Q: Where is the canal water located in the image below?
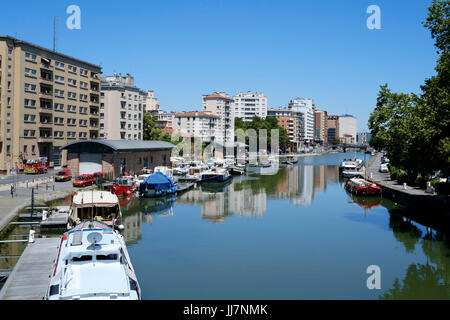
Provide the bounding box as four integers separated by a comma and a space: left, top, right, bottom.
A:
1, 152, 449, 299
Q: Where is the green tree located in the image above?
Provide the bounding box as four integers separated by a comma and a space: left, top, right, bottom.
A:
368, 0, 450, 180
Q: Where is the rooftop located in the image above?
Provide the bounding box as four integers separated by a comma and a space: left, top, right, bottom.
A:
175, 111, 220, 118
61, 140, 175, 153
203, 92, 234, 101
0, 35, 101, 70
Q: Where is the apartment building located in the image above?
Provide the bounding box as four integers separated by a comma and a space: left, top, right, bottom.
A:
314, 109, 328, 145
0, 36, 102, 173
268, 107, 304, 152
338, 114, 357, 144
174, 111, 219, 142
145, 90, 159, 112
233, 91, 267, 121
288, 98, 315, 145
327, 115, 340, 143
202, 92, 234, 143
357, 131, 371, 145
100, 73, 145, 141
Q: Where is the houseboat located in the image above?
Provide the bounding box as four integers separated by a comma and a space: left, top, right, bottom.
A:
68, 191, 124, 230
46, 221, 141, 300
200, 167, 232, 183
344, 178, 382, 196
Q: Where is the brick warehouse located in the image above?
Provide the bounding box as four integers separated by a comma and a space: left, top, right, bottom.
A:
60, 140, 174, 178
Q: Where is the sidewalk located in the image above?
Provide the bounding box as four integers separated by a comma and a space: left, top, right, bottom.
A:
0, 181, 77, 233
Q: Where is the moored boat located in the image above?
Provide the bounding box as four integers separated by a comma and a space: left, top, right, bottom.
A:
344, 178, 381, 196
68, 190, 124, 230
139, 172, 179, 198
46, 221, 141, 300
106, 176, 136, 196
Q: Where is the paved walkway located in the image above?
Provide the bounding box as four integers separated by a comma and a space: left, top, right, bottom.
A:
367, 153, 441, 196
0, 181, 78, 233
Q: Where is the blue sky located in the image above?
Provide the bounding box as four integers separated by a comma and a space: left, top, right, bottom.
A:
0, 0, 438, 131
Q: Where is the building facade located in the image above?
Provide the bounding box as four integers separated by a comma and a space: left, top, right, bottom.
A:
145, 90, 159, 112
314, 109, 328, 145
327, 115, 340, 143
338, 114, 357, 144
288, 98, 315, 145
100, 73, 146, 141
268, 107, 304, 152
174, 111, 219, 142
61, 140, 174, 178
357, 131, 372, 145
202, 92, 234, 143
233, 91, 267, 121
0, 36, 102, 173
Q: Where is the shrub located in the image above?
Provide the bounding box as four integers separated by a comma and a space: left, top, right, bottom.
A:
434, 182, 450, 195
414, 176, 427, 189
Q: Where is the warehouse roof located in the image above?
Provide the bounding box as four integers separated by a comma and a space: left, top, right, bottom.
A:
61, 140, 175, 153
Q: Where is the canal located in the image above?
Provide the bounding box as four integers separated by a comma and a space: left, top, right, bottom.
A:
1, 152, 449, 299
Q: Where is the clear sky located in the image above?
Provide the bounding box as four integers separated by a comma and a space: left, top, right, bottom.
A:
0, 0, 438, 131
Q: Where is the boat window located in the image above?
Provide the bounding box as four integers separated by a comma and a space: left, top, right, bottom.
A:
49, 284, 59, 296
129, 278, 138, 291
96, 254, 118, 261
71, 255, 93, 262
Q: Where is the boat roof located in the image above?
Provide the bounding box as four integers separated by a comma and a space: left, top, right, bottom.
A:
59, 224, 130, 298
72, 191, 119, 208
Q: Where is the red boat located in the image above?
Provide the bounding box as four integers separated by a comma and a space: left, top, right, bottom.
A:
107, 176, 136, 196
344, 178, 381, 196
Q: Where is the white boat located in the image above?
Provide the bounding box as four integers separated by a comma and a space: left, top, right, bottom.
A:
200, 167, 232, 183
154, 166, 172, 177
135, 174, 151, 187
68, 191, 124, 230
46, 221, 141, 300
339, 158, 363, 173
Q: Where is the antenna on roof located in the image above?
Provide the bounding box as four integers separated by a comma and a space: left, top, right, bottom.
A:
53, 16, 57, 52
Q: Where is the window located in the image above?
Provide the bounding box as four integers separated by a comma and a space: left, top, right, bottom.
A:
68, 65, 77, 73
25, 52, 37, 62
8, 48, 12, 59
55, 61, 65, 70
55, 75, 65, 84
25, 68, 37, 78
32, 145, 36, 154
24, 99, 36, 108
71, 255, 92, 262
96, 254, 118, 261
68, 78, 77, 86
25, 83, 36, 93
24, 145, 28, 154
68, 92, 77, 100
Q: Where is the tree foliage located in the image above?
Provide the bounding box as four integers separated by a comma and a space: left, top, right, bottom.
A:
368, 0, 450, 179
234, 116, 291, 151
143, 112, 180, 144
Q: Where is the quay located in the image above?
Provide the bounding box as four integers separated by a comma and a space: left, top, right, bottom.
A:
0, 237, 60, 300
367, 153, 450, 232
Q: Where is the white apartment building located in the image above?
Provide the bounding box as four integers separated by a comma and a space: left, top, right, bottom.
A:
145, 90, 159, 112
202, 92, 234, 143
174, 111, 219, 142
233, 91, 267, 121
100, 73, 146, 140
288, 98, 315, 145
339, 114, 357, 144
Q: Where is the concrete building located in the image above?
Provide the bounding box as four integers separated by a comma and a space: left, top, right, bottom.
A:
268, 107, 304, 152
174, 111, 219, 142
233, 91, 267, 121
202, 92, 234, 143
357, 131, 372, 145
145, 90, 159, 112
100, 73, 146, 141
339, 114, 357, 144
314, 109, 328, 145
0, 36, 102, 173
288, 98, 315, 145
60, 140, 174, 178
327, 115, 340, 143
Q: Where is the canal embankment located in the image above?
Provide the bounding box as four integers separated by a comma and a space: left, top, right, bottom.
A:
367, 153, 450, 232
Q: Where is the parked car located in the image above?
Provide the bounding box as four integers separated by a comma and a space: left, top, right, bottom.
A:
379, 163, 389, 173
73, 174, 95, 187
381, 156, 390, 164
55, 170, 72, 182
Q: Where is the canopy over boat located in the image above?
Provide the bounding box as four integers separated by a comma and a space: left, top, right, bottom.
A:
72, 191, 119, 208
141, 172, 176, 190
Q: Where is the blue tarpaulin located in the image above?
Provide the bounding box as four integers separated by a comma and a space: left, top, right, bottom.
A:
140, 172, 175, 190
